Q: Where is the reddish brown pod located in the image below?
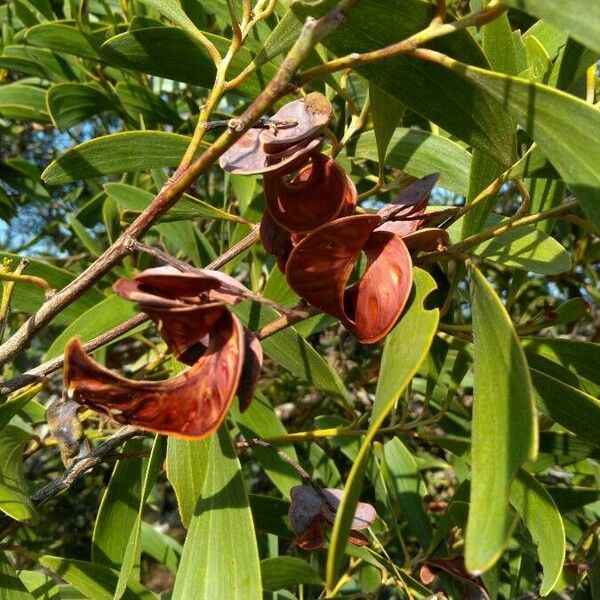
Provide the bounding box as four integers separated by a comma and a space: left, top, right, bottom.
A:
264, 153, 356, 234
63, 268, 263, 438
218, 92, 331, 176
285, 174, 448, 344
288, 485, 377, 550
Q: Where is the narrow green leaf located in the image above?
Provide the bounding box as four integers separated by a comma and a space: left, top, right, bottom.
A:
45, 295, 139, 360
369, 84, 404, 165
293, 0, 515, 163
67, 215, 103, 257
101, 27, 215, 88
42, 131, 205, 185
529, 368, 600, 448
172, 427, 261, 600
92, 439, 144, 568
140, 522, 182, 575
231, 391, 299, 498
0, 83, 48, 114
104, 182, 247, 225
101, 27, 276, 96
25, 22, 104, 59
232, 301, 349, 400
482, 10, 518, 76
0, 387, 40, 432
436, 56, 600, 228
510, 470, 565, 596
114, 436, 166, 600
261, 557, 322, 591
38, 556, 155, 600
371, 269, 440, 424
0, 426, 37, 523
502, 0, 600, 55
354, 128, 471, 195
47, 83, 113, 131
523, 338, 600, 390
18, 570, 61, 600
467, 265, 537, 573
382, 438, 432, 548
136, 0, 210, 51
326, 269, 439, 588
0, 551, 34, 600
165, 437, 209, 529
473, 217, 572, 275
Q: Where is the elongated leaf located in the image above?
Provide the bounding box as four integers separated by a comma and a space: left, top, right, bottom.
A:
293, 0, 515, 163
18, 570, 61, 600
0, 386, 41, 432
115, 436, 166, 600
25, 22, 105, 59
47, 83, 113, 131
2, 44, 83, 81
502, 0, 600, 55
232, 301, 349, 400
371, 269, 439, 424
45, 295, 138, 359
369, 84, 404, 165
231, 391, 299, 498
38, 556, 154, 600
101, 27, 276, 96
114, 81, 181, 127
136, 0, 210, 50
382, 438, 432, 548
104, 183, 246, 225
529, 368, 600, 448
0, 426, 36, 523
523, 338, 600, 390
165, 436, 209, 529
42, 131, 205, 185
327, 269, 439, 588
140, 522, 182, 574
510, 470, 565, 596
466, 265, 537, 574
172, 427, 261, 600
0, 552, 34, 600
261, 557, 322, 591
473, 218, 572, 275
434, 56, 600, 228
0, 83, 47, 113
92, 439, 145, 568
354, 128, 471, 195
101, 27, 215, 87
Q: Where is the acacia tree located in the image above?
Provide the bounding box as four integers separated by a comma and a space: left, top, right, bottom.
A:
0, 0, 599, 597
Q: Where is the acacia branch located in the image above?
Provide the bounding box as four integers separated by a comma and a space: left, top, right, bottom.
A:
0, 425, 144, 541
0, 2, 355, 369
295, 0, 506, 84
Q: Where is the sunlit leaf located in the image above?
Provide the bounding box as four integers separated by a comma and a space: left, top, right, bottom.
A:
466, 265, 537, 573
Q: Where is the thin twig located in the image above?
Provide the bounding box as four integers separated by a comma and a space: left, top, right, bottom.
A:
237, 437, 336, 511
0, 425, 143, 540
296, 1, 505, 84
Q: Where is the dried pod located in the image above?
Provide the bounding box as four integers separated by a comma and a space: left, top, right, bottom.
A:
64, 310, 245, 439
288, 485, 377, 550
285, 214, 413, 344
264, 153, 355, 233
378, 172, 440, 229
259, 209, 294, 271
219, 128, 322, 175
260, 92, 332, 152
113, 266, 248, 363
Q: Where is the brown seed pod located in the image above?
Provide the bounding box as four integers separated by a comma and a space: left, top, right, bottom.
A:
64, 310, 245, 439
260, 92, 332, 152
263, 153, 354, 233
285, 214, 414, 344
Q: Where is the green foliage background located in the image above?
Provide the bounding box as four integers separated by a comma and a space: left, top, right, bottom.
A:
0, 0, 599, 598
